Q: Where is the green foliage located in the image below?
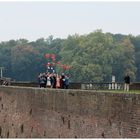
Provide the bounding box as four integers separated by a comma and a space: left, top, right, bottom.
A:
0, 31, 139, 82
130, 35, 140, 81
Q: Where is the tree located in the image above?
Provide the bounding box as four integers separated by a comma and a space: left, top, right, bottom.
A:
11, 45, 40, 81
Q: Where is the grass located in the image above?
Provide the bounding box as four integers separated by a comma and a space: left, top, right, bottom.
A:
96, 90, 140, 94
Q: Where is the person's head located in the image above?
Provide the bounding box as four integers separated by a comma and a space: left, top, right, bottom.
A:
61, 73, 65, 76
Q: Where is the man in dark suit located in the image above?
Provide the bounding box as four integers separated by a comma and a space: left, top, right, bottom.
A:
124, 74, 130, 91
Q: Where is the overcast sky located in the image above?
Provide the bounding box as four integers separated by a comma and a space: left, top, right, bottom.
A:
0, 1, 140, 41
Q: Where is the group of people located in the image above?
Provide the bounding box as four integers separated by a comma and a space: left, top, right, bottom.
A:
38, 71, 131, 91
38, 72, 70, 89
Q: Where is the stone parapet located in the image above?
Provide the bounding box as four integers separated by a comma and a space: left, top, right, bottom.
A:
0, 86, 140, 138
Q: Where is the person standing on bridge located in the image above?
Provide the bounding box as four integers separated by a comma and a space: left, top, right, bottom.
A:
56, 74, 60, 88
61, 73, 66, 89
124, 74, 130, 91
38, 73, 47, 88
65, 75, 70, 89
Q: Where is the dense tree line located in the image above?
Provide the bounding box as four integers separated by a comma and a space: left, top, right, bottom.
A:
0, 30, 140, 83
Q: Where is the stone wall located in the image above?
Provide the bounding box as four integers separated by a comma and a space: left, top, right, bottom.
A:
0, 86, 140, 138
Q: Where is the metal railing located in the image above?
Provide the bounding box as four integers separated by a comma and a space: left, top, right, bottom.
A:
2, 80, 140, 90
0, 77, 11, 86
81, 82, 124, 90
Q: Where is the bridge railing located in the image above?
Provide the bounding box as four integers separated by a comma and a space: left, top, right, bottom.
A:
80, 82, 124, 90
0, 77, 11, 86
5, 81, 140, 90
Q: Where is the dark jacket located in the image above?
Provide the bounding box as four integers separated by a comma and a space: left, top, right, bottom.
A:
124, 75, 130, 84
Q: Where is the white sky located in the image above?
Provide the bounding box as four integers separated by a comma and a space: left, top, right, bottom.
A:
0, 1, 140, 41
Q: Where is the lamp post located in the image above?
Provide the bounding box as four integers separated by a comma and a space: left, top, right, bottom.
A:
0, 67, 4, 78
